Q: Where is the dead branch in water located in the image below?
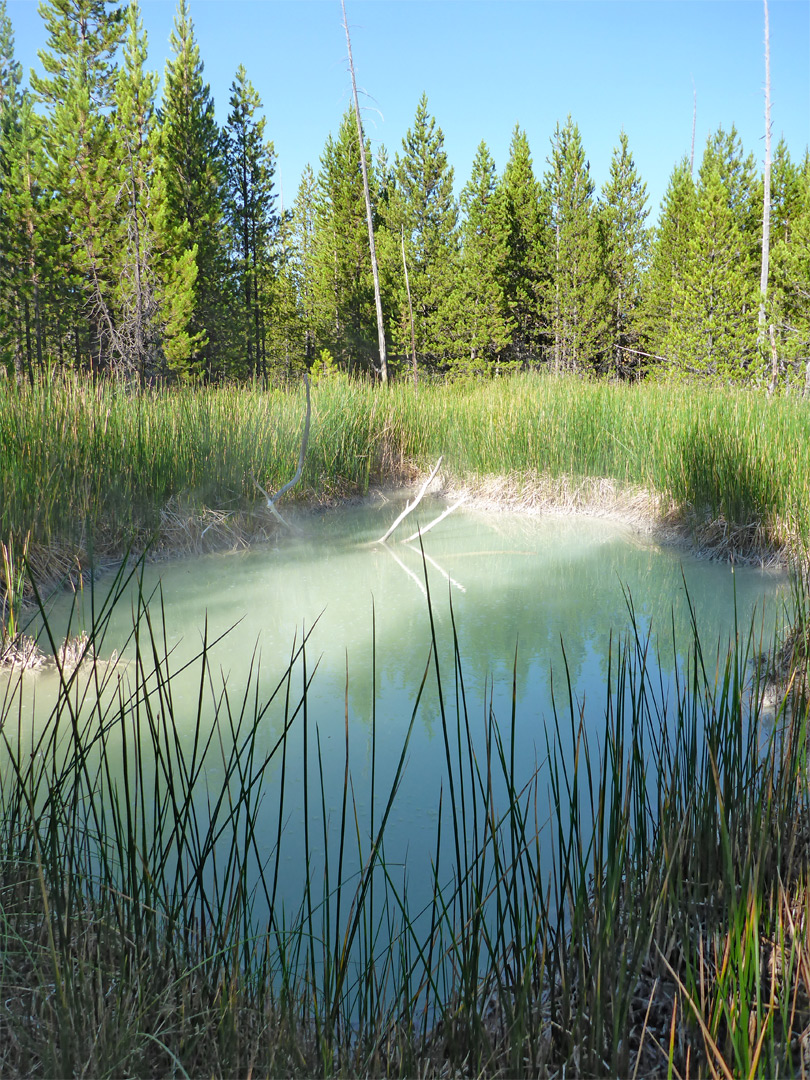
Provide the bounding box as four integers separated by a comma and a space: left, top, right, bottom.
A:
253, 374, 311, 532
375, 456, 442, 544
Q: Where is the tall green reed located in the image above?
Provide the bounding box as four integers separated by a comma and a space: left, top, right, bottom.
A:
4, 373, 810, 571
2, 404, 810, 1074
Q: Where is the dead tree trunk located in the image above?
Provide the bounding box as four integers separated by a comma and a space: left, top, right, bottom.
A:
401, 228, 417, 390
760, 0, 778, 391
341, 0, 388, 384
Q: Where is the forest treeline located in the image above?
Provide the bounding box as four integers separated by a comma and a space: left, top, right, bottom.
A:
1, 0, 809, 387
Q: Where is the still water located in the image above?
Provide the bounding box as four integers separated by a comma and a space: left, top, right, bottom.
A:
3, 498, 790, 933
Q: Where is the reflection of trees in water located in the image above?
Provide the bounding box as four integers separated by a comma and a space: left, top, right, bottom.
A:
323, 508, 787, 741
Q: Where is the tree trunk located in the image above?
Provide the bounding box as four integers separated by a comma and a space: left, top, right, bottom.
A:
760, 0, 776, 390
401, 228, 417, 389
341, 0, 388, 383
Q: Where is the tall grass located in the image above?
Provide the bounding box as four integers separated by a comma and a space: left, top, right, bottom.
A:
1, 551, 809, 1076
3, 373, 810, 570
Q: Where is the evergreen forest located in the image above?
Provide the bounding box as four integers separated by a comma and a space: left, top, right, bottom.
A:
1, 0, 809, 388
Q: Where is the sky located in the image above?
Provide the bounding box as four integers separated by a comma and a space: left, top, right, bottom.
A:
6, 0, 810, 222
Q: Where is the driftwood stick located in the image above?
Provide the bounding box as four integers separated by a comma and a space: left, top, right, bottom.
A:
252, 472, 296, 531
273, 373, 311, 503
375, 456, 443, 544
402, 495, 466, 544
252, 374, 311, 532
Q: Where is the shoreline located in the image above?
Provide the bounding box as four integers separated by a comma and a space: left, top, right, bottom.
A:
435, 471, 793, 568
1, 464, 796, 670
14, 463, 800, 596
145, 467, 796, 569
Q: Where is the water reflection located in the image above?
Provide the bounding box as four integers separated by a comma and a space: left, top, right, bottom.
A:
3, 499, 789, 930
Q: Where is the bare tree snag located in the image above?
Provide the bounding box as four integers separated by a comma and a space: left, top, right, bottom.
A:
760, 0, 777, 391
253, 374, 311, 531
401, 227, 418, 390
341, 0, 388, 384
375, 457, 443, 543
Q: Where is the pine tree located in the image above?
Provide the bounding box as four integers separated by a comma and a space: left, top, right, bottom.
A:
770, 139, 802, 249
0, 0, 20, 114
669, 162, 758, 378
290, 164, 318, 366
264, 204, 304, 378
770, 151, 810, 384
311, 111, 377, 372
490, 126, 545, 365
700, 125, 761, 249
390, 93, 458, 371
543, 116, 607, 373
224, 65, 279, 380
598, 130, 650, 377
0, 0, 30, 376
31, 0, 125, 372
640, 158, 696, 368
452, 140, 512, 374
159, 0, 227, 380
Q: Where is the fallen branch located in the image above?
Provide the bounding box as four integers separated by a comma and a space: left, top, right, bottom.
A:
252, 374, 311, 532
402, 494, 466, 543
375, 456, 443, 544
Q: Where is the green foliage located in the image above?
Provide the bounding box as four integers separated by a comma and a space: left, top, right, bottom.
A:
159, 0, 227, 380
598, 130, 650, 376
224, 64, 279, 380
30, 0, 126, 372
309, 346, 344, 382
388, 93, 459, 372
770, 149, 810, 382
450, 140, 513, 375
669, 159, 758, 379
0, 4, 808, 385
641, 157, 696, 367
543, 116, 609, 373
311, 111, 378, 373
490, 126, 546, 364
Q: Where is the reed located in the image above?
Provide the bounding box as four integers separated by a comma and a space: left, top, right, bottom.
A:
0, 550, 809, 1077
3, 373, 810, 577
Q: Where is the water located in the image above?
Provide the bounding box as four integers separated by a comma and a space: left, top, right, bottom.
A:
1, 498, 789, 964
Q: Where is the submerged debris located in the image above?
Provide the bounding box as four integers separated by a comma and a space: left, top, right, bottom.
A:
0, 633, 46, 671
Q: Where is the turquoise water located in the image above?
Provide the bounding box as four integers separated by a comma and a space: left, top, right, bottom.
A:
2, 498, 789, 947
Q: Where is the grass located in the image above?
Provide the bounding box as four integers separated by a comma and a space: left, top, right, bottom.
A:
2, 372, 810, 585
3, 370, 810, 1075
0, 550, 809, 1076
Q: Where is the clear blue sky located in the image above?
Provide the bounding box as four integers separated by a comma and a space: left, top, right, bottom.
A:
7, 0, 810, 221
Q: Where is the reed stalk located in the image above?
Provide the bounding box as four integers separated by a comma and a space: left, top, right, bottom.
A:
0, 545, 809, 1076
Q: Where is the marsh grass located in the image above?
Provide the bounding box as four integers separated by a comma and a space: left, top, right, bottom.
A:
2, 373, 810, 583
1, 551, 809, 1077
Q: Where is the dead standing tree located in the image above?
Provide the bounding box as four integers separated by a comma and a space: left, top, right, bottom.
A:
341, 0, 388, 384
760, 0, 780, 392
